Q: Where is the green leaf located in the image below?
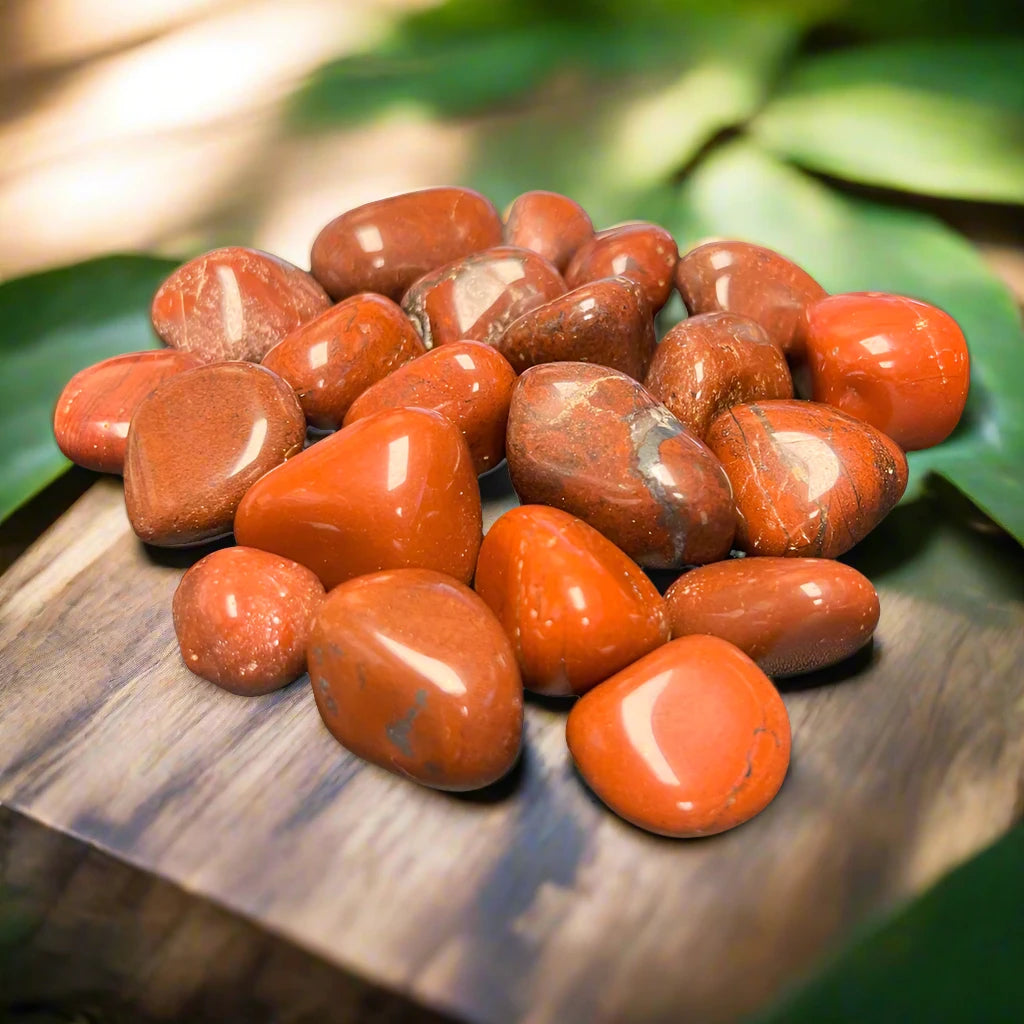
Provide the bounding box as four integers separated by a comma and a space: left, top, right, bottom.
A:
0, 255, 178, 523
751, 39, 1024, 203
669, 141, 1024, 543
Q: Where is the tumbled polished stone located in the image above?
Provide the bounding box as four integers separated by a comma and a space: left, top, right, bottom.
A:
401, 246, 565, 349
705, 400, 908, 558
235, 407, 482, 589
124, 362, 305, 547
151, 247, 331, 363
803, 291, 971, 451
310, 187, 502, 301
567, 635, 791, 837
502, 190, 594, 272
53, 348, 202, 474
343, 340, 515, 475
262, 294, 425, 429
506, 363, 735, 568
665, 557, 879, 677
643, 312, 793, 439
675, 240, 826, 357
497, 276, 656, 379
173, 546, 325, 695
566, 222, 678, 313
309, 568, 523, 791
475, 505, 669, 696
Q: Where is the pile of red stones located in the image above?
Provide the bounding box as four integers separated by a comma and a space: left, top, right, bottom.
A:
52, 187, 970, 838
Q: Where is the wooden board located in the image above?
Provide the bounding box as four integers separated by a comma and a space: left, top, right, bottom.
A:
1, 472, 1023, 1023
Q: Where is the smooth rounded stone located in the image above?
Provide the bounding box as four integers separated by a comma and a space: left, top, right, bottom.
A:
705, 400, 908, 558
497, 276, 656, 379
124, 362, 305, 547
262, 294, 425, 429
475, 505, 670, 697
343, 340, 515, 475
308, 568, 523, 791
566, 635, 791, 837
803, 291, 971, 451
151, 247, 331, 363
506, 362, 735, 568
401, 245, 565, 350
53, 349, 202, 474
310, 187, 503, 301
643, 312, 793, 439
665, 557, 879, 677
235, 407, 482, 589
173, 547, 325, 696
565, 222, 678, 313
502, 190, 594, 273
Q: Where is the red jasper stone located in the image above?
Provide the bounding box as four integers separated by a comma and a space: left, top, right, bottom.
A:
675, 240, 826, 357
343, 340, 515, 475
502, 190, 594, 273
53, 349, 202, 474
497, 276, 656, 379
262, 293, 425, 429
644, 312, 793, 439
474, 505, 670, 697
235, 407, 482, 589
566, 222, 678, 313
124, 362, 305, 547
151, 247, 331, 363
803, 291, 970, 451
308, 568, 523, 791
506, 363, 735, 568
173, 547, 325, 695
665, 557, 879, 677
567, 635, 791, 837
705, 400, 908, 558
401, 246, 565, 350
310, 187, 503, 301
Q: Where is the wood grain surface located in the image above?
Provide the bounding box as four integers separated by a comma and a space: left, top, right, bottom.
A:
1, 470, 1023, 1024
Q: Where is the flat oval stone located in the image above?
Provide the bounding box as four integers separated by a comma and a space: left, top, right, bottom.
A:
475, 505, 670, 697
310, 187, 502, 301
506, 362, 735, 568
401, 245, 565, 350
665, 557, 879, 677
497, 276, 656, 379
124, 362, 305, 546
173, 547, 325, 695
151, 247, 331, 363
502, 190, 594, 272
566, 222, 678, 312
643, 312, 793, 439
53, 349, 202, 473
343, 340, 515, 475
705, 400, 908, 558
262, 293, 425, 429
567, 635, 791, 837
804, 291, 971, 451
675, 240, 826, 357
235, 407, 482, 589
308, 568, 523, 791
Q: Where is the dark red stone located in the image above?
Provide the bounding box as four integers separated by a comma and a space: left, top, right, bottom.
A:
502, 190, 594, 273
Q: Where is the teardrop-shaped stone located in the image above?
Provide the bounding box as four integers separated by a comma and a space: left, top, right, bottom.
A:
502, 190, 594, 272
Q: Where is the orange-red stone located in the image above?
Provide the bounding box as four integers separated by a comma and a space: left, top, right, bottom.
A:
475, 506, 670, 697
567, 635, 791, 837
502, 190, 594, 272
309, 568, 523, 791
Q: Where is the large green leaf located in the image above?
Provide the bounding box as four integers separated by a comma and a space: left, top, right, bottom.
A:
0, 255, 178, 523
668, 141, 1024, 542
751, 39, 1024, 203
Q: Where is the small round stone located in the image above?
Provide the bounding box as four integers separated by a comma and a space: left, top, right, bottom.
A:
502, 190, 594, 272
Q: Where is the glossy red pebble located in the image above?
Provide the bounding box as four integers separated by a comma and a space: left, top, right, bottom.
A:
567, 635, 791, 837
53, 349, 202, 473
502, 190, 594, 273
308, 568, 523, 791
474, 505, 670, 697
803, 291, 970, 451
